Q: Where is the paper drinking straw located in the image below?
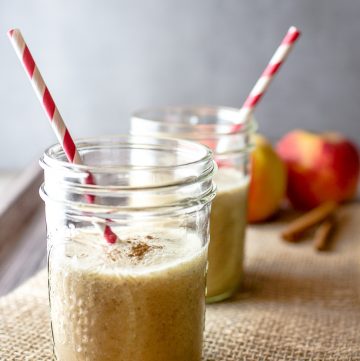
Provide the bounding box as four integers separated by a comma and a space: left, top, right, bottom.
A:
8, 28, 118, 244
234, 26, 301, 131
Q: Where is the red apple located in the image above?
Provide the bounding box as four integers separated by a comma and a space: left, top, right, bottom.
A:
276, 130, 360, 210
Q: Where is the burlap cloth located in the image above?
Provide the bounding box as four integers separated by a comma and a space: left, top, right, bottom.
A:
1, 203, 360, 360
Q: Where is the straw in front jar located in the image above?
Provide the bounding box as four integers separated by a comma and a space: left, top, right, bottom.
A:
8, 28, 118, 244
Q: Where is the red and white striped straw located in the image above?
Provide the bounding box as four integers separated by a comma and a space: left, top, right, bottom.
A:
234, 26, 301, 131
8, 28, 118, 244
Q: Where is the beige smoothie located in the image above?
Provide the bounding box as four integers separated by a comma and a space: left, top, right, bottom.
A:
207, 168, 249, 301
49, 228, 207, 361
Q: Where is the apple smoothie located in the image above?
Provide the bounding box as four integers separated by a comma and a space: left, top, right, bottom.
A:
131, 106, 254, 302
207, 168, 249, 302
49, 228, 207, 361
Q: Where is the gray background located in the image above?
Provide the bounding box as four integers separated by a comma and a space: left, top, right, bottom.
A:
1, 0, 360, 169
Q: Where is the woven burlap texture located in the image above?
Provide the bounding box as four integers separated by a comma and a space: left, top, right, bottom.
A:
1, 204, 360, 361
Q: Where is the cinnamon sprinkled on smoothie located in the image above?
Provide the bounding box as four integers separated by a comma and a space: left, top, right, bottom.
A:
105, 247, 123, 262
104, 236, 163, 262
129, 240, 163, 260
129, 242, 152, 260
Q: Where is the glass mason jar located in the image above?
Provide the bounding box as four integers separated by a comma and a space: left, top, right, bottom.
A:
39, 135, 216, 361
131, 107, 256, 303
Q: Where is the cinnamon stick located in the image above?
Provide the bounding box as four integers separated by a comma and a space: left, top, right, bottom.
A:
281, 201, 337, 242
313, 216, 336, 251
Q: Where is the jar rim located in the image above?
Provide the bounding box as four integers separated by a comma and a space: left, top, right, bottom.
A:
40, 134, 214, 175
39, 134, 217, 204
132, 105, 257, 138
39, 135, 217, 214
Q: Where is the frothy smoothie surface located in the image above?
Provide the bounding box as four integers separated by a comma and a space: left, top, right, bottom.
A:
49, 229, 207, 361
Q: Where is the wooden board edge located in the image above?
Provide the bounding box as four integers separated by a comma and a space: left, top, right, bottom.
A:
0, 162, 43, 245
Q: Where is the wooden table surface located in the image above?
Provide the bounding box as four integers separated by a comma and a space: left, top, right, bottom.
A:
0, 168, 46, 296
0, 172, 16, 190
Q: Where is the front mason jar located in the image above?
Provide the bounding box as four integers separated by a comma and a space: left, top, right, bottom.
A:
39, 135, 216, 361
132, 107, 256, 303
